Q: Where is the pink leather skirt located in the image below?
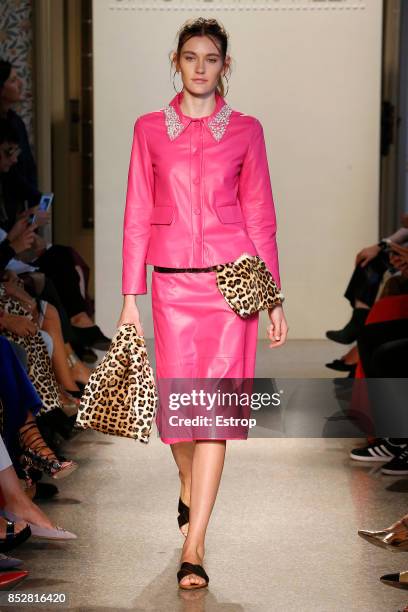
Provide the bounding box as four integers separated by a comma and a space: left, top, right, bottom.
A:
151, 269, 259, 444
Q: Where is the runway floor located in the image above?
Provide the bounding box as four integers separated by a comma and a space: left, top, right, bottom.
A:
6, 340, 408, 612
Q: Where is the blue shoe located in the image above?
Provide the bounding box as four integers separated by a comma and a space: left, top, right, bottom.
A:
0, 553, 23, 570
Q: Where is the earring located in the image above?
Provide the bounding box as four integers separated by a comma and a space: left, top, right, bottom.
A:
172, 71, 183, 94
222, 73, 230, 97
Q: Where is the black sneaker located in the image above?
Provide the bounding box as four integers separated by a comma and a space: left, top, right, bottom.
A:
381, 447, 408, 475
350, 438, 406, 462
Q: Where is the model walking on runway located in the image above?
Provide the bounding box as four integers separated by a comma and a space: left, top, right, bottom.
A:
118, 17, 288, 590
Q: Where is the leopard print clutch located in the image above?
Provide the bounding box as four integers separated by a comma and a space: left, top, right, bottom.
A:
215, 253, 285, 318
76, 324, 158, 443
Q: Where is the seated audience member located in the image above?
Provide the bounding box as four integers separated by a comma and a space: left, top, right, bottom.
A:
0, 60, 40, 213
349, 249, 408, 474
0, 434, 76, 542
326, 218, 408, 374
1, 274, 89, 398
0, 336, 78, 483
0, 66, 110, 351
326, 213, 408, 346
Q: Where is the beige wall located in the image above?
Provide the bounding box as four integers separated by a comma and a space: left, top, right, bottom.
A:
93, 0, 383, 339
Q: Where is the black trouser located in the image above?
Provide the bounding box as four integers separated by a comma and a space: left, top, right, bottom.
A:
360, 335, 408, 437
344, 251, 390, 308
34, 245, 87, 318
357, 318, 408, 376
23, 275, 73, 343
369, 338, 408, 377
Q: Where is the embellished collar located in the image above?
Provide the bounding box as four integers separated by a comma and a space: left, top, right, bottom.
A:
163, 91, 233, 142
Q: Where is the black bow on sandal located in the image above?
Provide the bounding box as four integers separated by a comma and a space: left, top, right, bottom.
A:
177, 561, 209, 590
177, 497, 190, 535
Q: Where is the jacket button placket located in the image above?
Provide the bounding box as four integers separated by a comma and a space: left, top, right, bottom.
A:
190, 120, 203, 266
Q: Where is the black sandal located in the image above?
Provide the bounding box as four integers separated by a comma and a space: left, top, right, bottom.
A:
0, 518, 31, 553
177, 497, 189, 535
177, 562, 209, 590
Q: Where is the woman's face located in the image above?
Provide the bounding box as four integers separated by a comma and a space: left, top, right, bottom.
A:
0, 142, 20, 173
0, 68, 23, 104
175, 35, 229, 97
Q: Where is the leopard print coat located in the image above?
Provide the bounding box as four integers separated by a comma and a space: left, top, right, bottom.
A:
0, 284, 62, 414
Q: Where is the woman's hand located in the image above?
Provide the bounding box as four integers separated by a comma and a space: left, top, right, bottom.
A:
1, 313, 37, 336
389, 242, 408, 257
9, 224, 38, 254
17, 206, 50, 228
389, 243, 408, 278
266, 304, 288, 348
117, 295, 144, 336
32, 210, 51, 227
0, 270, 20, 285
3, 281, 36, 313
355, 244, 381, 267
7, 218, 30, 243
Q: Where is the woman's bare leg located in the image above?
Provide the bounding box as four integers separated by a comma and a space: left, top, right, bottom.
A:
178, 439, 226, 587
341, 345, 359, 364
70, 312, 94, 328
64, 343, 92, 385
0, 464, 55, 530
41, 304, 79, 392
355, 299, 370, 309
171, 441, 194, 536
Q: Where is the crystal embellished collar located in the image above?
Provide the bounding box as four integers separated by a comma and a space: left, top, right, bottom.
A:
163, 94, 233, 142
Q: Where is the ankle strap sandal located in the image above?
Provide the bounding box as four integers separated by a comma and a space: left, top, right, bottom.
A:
177, 497, 190, 534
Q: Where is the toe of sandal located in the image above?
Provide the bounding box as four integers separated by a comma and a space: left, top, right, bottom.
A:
177, 562, 209, 590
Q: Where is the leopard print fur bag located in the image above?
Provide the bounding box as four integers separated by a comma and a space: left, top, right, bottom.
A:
75, 324, 158, 443
215, 253, 285, 318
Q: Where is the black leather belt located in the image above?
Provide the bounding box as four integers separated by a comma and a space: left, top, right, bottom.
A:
154, 265, 218, 273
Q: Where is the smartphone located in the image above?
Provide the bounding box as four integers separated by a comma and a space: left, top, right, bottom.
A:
28, 193, 54, 225
38, 193, 54, 212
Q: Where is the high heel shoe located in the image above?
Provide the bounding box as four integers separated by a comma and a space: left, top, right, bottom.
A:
0, 518, 31, 553
358, 515, 408, 552
0, 570, 29, 590
1, 510, 77, 541
63, 388, 83, 400
380, 570, 408, 590
18, 421, 78, 480
177, 562, 209, 590
178, 497, 189, 536
0, 553, 23, 570
325, 359, 357, 373
326, 308, 369, 344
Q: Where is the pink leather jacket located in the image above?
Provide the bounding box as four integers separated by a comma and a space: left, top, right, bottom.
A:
122, 90, 281, 294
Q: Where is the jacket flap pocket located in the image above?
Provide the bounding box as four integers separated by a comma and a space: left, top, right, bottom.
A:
215, 203, 244, 224
150, 205, 175, 225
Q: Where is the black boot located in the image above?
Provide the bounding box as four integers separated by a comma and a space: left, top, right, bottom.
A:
71, 325, 111, 351
326, 308, 369, 344
37, 408, 74, 442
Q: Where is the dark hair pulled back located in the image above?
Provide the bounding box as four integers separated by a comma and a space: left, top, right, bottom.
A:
171, 17, 231, 97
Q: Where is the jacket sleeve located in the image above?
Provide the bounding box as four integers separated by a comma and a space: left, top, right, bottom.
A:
0, 239, 16, 272
122, 117, 154, 295
238, 118, 281, 289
